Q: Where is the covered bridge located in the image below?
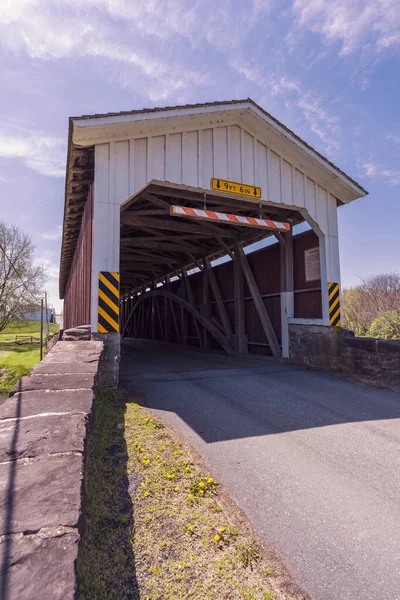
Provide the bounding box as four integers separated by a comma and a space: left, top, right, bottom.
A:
59, 99, 366, 383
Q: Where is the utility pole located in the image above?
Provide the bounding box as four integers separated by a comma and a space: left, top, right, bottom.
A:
40, 298, 44, 361
44, 291, 49, 350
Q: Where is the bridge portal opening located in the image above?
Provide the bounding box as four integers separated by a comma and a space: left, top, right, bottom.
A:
119, 181, 319, 358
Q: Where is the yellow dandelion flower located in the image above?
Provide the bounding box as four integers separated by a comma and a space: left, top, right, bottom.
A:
167, 473, 175, 480
199, 481, 205, 489
174, 486, 179, 492
199, 490, 204, 495
219, 527, 226, 533
187, 493, 193, 499
144, 491, 149, 497
184, 466, 190, 472
156, 455, 161, 460
214, 534, 221, 542
207, 478, 213, 484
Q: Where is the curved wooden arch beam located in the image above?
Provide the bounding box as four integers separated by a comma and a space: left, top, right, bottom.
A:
122, 289, 236, 357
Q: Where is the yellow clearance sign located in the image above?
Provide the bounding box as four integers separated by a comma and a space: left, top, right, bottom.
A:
211, 178, 261, 199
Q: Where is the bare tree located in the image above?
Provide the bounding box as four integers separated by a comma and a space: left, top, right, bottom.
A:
342, 273, 400, 337
0, 221, 47, 332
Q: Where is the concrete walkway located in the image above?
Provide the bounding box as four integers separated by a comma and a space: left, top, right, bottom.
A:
120, 340, 400, 600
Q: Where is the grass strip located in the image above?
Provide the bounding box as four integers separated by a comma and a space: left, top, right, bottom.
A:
78, 388, 307, 600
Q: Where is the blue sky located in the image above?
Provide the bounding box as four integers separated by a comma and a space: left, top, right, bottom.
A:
0, 0, 399, 311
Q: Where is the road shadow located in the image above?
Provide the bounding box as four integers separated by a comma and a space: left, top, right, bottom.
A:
77, 388, 139, 599
120, 339, 400, 444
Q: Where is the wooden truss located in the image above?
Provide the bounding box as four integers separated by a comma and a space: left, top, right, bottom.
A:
120, 182, 298, 358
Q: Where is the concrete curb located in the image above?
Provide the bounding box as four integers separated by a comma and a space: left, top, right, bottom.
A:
0, 339, 103, 599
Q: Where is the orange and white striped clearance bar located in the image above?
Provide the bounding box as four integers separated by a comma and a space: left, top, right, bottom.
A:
170, 205, 291, 232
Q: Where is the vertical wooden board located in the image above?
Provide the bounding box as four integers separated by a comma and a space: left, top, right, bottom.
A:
326, 235, 341, 282
228, 125, 241, 181
294, 168, 305, 207
108, 142, 115, 206
166, 133, 182, 183
241, 130, 255, 184
201, 129, 213, 188
281, 159, 293, 205
256, 141, 268, 194
327, 193, 339, 237
305, 177, 317, 222
213, 126, 228, 179
316, 185, 329, 235
269, 150, 281, 204
182, 131, 198, 186
150, 135, 166, 181
114, 141, 129, 205
133, 138, 148, 193
94, 144, 110, 204
129, 140, 135, 195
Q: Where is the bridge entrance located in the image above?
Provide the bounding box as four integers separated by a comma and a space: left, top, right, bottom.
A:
59, 99, 366, 384
119, 180, 305, 358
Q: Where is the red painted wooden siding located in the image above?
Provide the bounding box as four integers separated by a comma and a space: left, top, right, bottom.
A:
63, 186, 93, 330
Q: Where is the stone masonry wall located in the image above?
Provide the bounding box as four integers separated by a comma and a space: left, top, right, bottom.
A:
289, 324, 400, 387
0, 338, 103, 600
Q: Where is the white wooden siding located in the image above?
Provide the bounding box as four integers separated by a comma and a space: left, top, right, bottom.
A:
109, 125, 338, 236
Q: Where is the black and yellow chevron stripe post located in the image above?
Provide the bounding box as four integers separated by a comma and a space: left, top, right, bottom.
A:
98, 271, 120, 333
328, 282, 341, 327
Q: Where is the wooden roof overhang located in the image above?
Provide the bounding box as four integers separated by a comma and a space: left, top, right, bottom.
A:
119, 180, 303, 296
59, 119, 94, 298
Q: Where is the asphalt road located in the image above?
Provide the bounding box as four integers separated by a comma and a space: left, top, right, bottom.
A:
121, 341, 400, 600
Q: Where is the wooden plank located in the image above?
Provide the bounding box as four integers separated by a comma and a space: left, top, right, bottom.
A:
205, 258, 233, 341
133, 138, 147, 194
213, 126, 228, 179
123, 289, 235, 356
150, 135, 166, 181
202, 261, 210, 349
121, 214, 211, 235
180, 271, 188, 345
183, 269, 202, 346
233, 245, 247, 355
121, 239, 201, 252
169, 297, 181, 344
236, 246, 281, 357
166, 133, 182, 183
182, 131, 198, 186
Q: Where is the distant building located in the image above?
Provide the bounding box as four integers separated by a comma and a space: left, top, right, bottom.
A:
24, 307, 56, 323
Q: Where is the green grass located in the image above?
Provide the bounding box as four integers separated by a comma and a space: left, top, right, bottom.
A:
0, 319, 59, 338
0, 321, 59, 393
77, 389, 139, 600
78, 390, 306, 600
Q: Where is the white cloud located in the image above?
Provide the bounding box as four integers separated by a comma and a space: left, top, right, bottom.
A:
0, 0, 213, 103
265, 75, 342, 155
0, 125, 65, 177
291, 0, 400, 54
35, 253, 59, 280
363, 161, 400, 185
0, 0, 276, 103
40, 225, 62, 240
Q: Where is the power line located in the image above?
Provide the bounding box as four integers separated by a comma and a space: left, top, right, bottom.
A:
348, 139, 400, 175
294, 34, 400, 131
